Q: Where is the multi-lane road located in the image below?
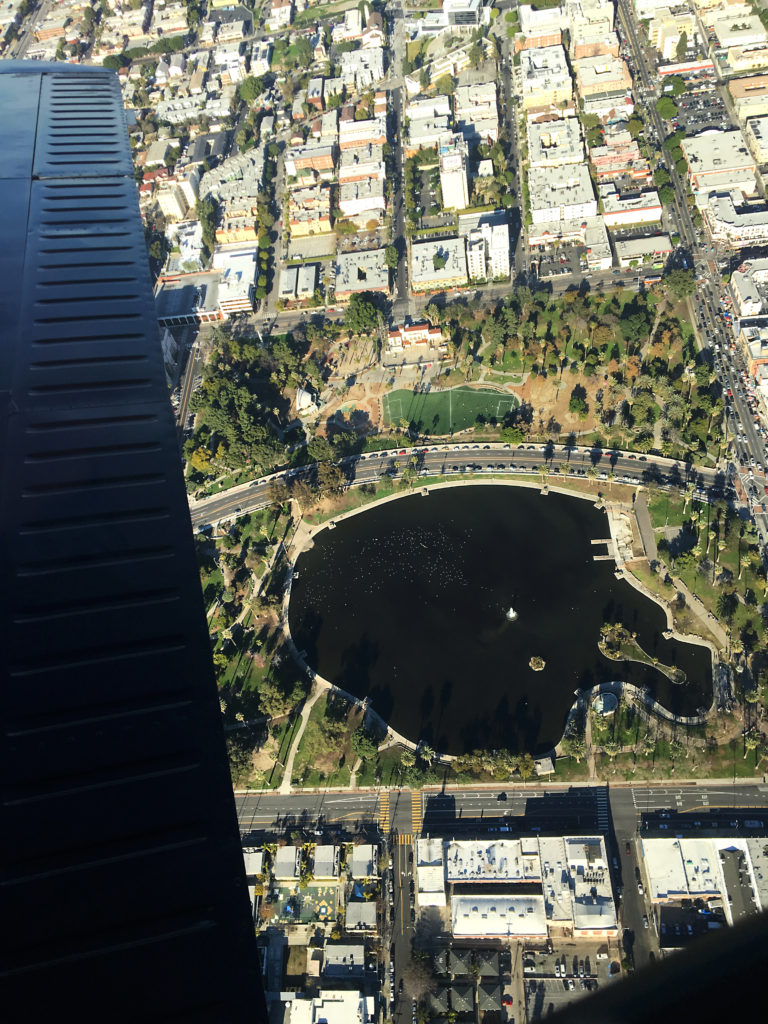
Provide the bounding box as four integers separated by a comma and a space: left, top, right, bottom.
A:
188, 441, 727, 528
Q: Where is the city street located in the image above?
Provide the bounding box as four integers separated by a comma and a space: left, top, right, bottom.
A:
188, 442, 727, 528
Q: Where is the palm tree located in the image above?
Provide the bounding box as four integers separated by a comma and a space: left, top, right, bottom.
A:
743, 732, 760, 759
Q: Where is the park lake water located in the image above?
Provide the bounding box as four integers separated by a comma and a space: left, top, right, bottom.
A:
288, 486, 712, 756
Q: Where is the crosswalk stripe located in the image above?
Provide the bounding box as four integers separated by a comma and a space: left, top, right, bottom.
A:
397, 833, 413, 845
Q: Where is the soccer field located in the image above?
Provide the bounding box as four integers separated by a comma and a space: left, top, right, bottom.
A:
382, 386, 519, 435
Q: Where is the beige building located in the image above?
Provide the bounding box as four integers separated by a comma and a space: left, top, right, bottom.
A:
730, 75, 768, 122
648, 7, 697, 61
745, 116, 768, 162
520, 45, 573, 110
574, 53, 631, 98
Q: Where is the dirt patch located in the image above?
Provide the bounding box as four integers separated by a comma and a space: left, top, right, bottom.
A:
252, 731, 282, 773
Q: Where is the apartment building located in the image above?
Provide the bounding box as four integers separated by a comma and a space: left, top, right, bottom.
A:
411, 237, 469, 292
338, 116, 387, 150
335, 249, 390, 300
288, 184, 333, 236
528, 117, 585, 168
529, 164, 597, 223
520, 45, 573, 110
516, 4, 563, 50
703, 190, 768, 247
338, 144, 385, 184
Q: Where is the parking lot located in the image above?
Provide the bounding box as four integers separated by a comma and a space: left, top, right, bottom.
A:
536, 244, 585, 278
521, 947, 616, 1020
668, 78, 731, 135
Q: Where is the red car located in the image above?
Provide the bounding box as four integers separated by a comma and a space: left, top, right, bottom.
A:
502, 996, 513, 1006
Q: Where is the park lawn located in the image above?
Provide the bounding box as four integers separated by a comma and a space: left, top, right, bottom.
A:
381, 386, 519, 434
647, 491, 687, 530
626, 561, 721, 647
552, 757, 590, 781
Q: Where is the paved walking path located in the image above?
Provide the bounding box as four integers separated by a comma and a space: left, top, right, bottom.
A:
634, 492, 658, 561
279, 682, 323, 795
585, 708, 597, 781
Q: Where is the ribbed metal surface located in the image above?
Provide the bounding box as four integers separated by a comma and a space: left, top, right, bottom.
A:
0, 65, 264, 1023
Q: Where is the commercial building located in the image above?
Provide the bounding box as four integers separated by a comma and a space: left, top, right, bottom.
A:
411, 237, 469, 292
528, 214, 612, 270
681, 129, 757, 197
529, 163, 597, 223
703, 190, 768, 247
426, 836, 618, 940
614, 233, 674, 266
520, 45, 573, 110
729, 74, 768, 121
599, 184, 663, 227
439, 133, 470, 211
335, 248, 390, 300
725, 43, 768, 74
713, 13, 767, 50
528, 117, 585, 168
213, 250, 257, 316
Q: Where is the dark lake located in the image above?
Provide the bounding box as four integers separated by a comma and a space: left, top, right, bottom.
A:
288, 486, 712, 755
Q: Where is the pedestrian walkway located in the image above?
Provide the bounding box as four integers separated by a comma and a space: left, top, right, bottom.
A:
595, 787, 610, 832
278, 683, 322, 795
395, 833, 413, 845
634, 492, 657, 561
411, 791, 423, 835
379, 791, 390, 833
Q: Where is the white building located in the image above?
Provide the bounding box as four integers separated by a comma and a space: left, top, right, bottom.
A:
681, 129, 757, 199
528, 117, 585, 168
728, 258, 768, 316
703, 190, 768, 248
415, 838, 447, 908
464, 222, 510, 280
439, 133, 470, 211
267, 0, 292, 32
529, 164, 597, 224
452, 895, 548, 938
283, 990, 375, 1024
251, 40, 272, 76
744, 115, 768, 162
614, 233, 674, 267
338, 178, 386, 218
599, 184, 663, 227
